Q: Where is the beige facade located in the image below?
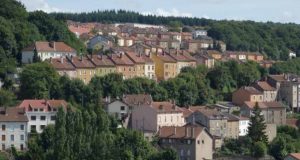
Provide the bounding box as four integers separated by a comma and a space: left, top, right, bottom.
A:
158, 126, 213, 160
232, 87, 263, 106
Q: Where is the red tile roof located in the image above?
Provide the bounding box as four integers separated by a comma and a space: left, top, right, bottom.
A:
159, 126, 204, 139
168, 50, 197, 62
122, 94, 153, 106
125, 51, 153, 64
253, 81, 276, 91
110, 53, 134, 66
268, 74, 286, 82
237, 86, 263, 95
50, 57, 75, 70
18, 99, 68, 112
152, 101, 182, 113
23, 41, 76, 53
69, 56, 95, 69
243, 101, 285, 109
288, 153, 300, 160
156, 52, 177, 63
0, 107, 28, 122
87, 55, 115, 67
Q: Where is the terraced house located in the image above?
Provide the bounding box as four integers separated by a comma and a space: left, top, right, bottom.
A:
151, 51, 177, 80
110, 52, 136, 79
169, 50, 197, 74
50, 57, 77, 79
87, 54, 116, 77
125, 51, 155, 79
68, 56, 96, 84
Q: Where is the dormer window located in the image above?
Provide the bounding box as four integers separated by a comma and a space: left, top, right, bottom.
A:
34, 109, 38, 112
39, 109, 44, 112
53, 108, 57, 112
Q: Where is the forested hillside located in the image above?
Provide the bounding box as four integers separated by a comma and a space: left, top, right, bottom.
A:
51, 10, 300, 60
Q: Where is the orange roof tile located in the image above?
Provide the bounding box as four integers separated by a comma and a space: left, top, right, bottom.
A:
159, 126, 204, 139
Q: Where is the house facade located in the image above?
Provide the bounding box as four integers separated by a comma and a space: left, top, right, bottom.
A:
87, 54, 116, 77
0, 107, 28, 151
17, 99, 67, 134
241, 101, 286, 126
68, 56, 96, 84
22, 41, 77, 64
50, 57, 77, 79
151, 52, 177, 80
131, 101, 185, 132
158, 126, 213, 160
232, 86, 264, 106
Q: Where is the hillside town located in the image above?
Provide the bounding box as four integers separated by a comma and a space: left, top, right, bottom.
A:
2, 0, 300, 160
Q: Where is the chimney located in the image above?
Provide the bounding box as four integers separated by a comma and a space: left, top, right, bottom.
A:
185, 127, 189, 137
191, 127, 195, 137
50, 41, 56, 50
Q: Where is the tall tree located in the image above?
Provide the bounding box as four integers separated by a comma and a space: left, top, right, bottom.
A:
247, 103, 268, 144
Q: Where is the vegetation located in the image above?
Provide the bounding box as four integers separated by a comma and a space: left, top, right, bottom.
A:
270, 58, 300, 75
247, 103, 268, 145
21, 107, 178, 160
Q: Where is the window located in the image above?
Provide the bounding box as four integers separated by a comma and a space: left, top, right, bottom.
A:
1, 125, 5, 131
1, 135, 5, 141
31, 116, 36, 121
34, 109, 38, 112
10, 135, 14, 141
202, 140, 204, 144
148, 66, 150, 70
120, 106, 125, 111
197, 140, 200, 144
51, 116, 56, 121
53, 108, 57, 112
20, 135, 24, 141
187, 150, 190, 156
40, 116, 46, 121
2, 144, 5, 150
152, 66, 154, 70
30, 125, 36, 132
39, 109, 44, 112
20, 125, 24, 130
40, 125, 46, 130
180, 149, 184, 156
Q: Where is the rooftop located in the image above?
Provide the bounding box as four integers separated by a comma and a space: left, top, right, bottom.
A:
243, 101, 285, 109
18, 99, 68, 112
0, 107, 28, 122
122, 94, 153, 106
158, 126, 204, 139
23, 41, 76, 53
151, 101, 182, 113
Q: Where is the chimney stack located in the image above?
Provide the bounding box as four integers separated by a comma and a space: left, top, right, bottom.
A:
185, 127, 189, 137
191, 127, 195, 137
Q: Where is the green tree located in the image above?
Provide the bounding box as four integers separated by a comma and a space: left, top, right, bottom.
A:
247, 103, 268, 144
252, 141, 267, 158
0, 89, 16, 107
19, 62, 60, 99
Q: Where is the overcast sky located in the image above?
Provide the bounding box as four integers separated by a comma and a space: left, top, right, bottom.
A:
18, 0, 300, 24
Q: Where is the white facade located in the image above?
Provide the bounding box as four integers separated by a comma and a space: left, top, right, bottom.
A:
238, 54, 247, 60
193, 30, 208, 38
118, 39, 125, 47
26, 110, 57, 133
144, 63, 155, 79
0, 122, 28, 151
22, 51, 76, 64
239, 119, 249, 136
157, 113, 185, 128
176, 62, 193, 74
107, 100, 129, 120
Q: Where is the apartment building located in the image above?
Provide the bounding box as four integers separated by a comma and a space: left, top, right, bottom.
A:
241, 101, 286, 126
110, 52, 136, 79
50, 57, 77, 79
253, 81, 277, 102
68, 56, 96, 84
87, 54, 116, 77
131, 101, 185, 133
0, 107, 28, 151
151, 52, 177, 80
168, 50, 197, 74
232, 86, 264, 106
158, 126, 213, 160
17, 99, 67, 133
